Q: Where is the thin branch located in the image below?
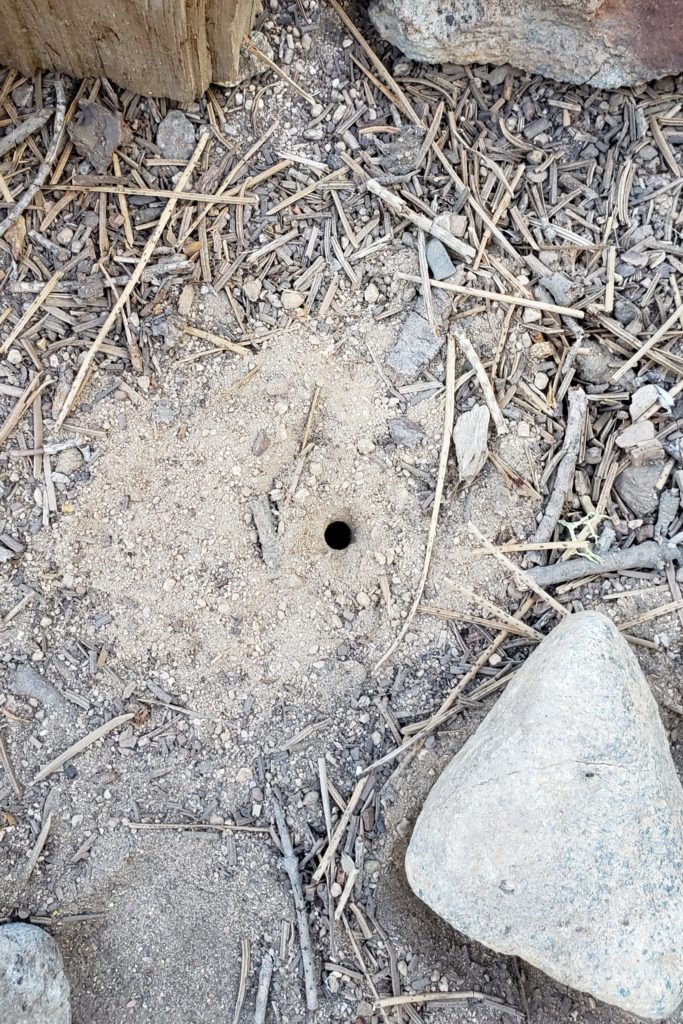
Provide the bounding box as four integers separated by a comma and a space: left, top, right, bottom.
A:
0, 80, 66, 240
272, 800, 318, 1010
531, 387, 587, 547
374, 335, 456, 673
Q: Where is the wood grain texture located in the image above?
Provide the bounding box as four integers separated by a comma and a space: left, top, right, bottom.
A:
0, 0, 255, 100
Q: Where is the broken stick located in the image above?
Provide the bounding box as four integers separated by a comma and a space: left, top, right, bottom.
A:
0, 80, 66, 240
455, 331, 508, 436
56, 130, 210, 427
272, 799, 318, 1011
531, 387, 587, 548
527, 540, 681, 588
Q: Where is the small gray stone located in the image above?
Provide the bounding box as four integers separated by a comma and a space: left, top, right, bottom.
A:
425, 238, 455, 281
614, 296, 640, 326
385, 288, 451, 383
13, 664, 63, 709
54, 448, 83, 477
540, 271, 581, 308
388, 417, 424, 447
281, 290, 305, 311
406, 612, 683, 1020
157, 111, 196, 161
0, 924, 71, 1024
575, 340, 614, 385
67, 101, 126, 174
243, 276, 262, 303
615, 462, 665, 516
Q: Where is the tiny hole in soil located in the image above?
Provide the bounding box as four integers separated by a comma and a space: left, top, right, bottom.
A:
324, 520, 353, 550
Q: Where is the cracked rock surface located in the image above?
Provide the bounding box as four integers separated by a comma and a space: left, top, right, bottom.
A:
370, 0, 683, 88
406, 611, 683, 1020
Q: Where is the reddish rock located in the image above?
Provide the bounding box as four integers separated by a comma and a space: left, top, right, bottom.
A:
370, 0, 683, 87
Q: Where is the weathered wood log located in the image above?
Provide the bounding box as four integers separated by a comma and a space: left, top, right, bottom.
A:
0, 0, 257, 101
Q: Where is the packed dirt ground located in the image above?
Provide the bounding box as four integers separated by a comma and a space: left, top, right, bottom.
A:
2, 2, 683, 1023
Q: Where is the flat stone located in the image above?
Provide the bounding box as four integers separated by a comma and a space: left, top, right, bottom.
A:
453, 404, 489, 483
434, 212, 467, 238
242, 276, 262, 303
388, 417, 425, 447
406, 612, 683, 1020
369, 0, 683, 88
0, 924, 71, 1024
426, 238, 456, 281
630, 384, 659, 421
281, 290, 305, 310
616, 420, 656, 449
157, 111, 196, 161
385, 288, 451, 383
540, 271, 581, 308
67, 101, 127, 173
615, 461, 665, 516
576, 340, 614, 385
13, 664, 63, 709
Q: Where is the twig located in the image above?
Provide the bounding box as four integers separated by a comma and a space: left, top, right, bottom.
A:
469, 523, 568, 617
232, 937, 251, 1024
0, 729, 23, 797
0, 80, 66, 240
527, 541, 680, 588
300, 386, 321, 453
531, 387, 587, 546
1, 270, 65, 354
0, 375, 53, 450
418, 229, 438, 336
129, 822, 268, 834
618, 598, 683, 632
33, 713, 134, 783
455, 331, 508, 436
56, 131, 210, 427
365, 177, 475, 263
254, 954, 273, 1024
396, 273, 584, 319
272, 800, 318, 1010
374, 335, 456, 673
311, 778, 365, 884
25, 812, 53, 880
612, 305, 683, 380
375, 991, 523, 1018
0, 109, 53, 159
244, 35, 316, 105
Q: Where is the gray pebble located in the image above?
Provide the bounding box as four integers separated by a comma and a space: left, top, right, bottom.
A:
425, 238, 456, 281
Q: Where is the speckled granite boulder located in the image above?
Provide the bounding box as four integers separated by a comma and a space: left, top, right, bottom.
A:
370, 0, 683, 89
0, 924, 71, 1023
406, 612, 683, 1019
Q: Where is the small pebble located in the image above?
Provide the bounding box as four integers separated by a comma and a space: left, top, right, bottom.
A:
426, 238, 456, 281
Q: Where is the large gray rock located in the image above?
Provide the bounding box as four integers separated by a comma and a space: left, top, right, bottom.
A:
0, 924, 71, 1023
370, 0, 683, 89
406, 612, 683, 1019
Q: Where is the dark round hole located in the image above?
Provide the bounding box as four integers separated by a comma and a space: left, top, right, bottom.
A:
324, 520, 353, 550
